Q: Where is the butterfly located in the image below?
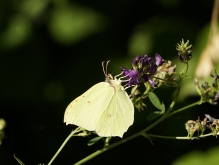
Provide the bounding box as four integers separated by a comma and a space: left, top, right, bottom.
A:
64, 61, 134, 137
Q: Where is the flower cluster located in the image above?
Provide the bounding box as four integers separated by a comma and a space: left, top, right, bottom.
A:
176, 39, 192, 63
154, 60, 177, 87
185, 114, 219, 138
205, 114, 219, 135
185, 116, 207, 138
121, 53, 163, 87
195, 70, 219, 105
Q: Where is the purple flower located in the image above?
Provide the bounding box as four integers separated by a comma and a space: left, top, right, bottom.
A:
121, 54, 163, 87
121, 68, 141, 86
132, 55, 141, 66
155, 53, 163, 66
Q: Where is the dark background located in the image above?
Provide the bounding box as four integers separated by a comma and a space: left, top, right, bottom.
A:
0, 0, 219, 164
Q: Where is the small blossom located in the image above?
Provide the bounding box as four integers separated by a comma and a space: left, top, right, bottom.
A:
211, 70, 219, 88
194, 78, 218, 105
155, 60, 177, 86
121, 54, 163, 87
204, 114, 219, 136
205, 114, 216, 122
155, 53, 163, 66
121, 68, 141, 86
176, 39, 192, 63
185, 120, 197, 138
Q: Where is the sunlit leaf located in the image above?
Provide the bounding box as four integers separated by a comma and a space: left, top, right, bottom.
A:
0, 15, 31, 49
173, 145, 219, 165
48, 5, 105, 45
20, 0, 49, 19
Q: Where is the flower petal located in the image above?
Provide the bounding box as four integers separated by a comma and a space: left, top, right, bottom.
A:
155, 53, 163, 66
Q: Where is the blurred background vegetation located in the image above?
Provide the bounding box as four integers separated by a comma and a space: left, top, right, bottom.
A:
0, 0, 219, 164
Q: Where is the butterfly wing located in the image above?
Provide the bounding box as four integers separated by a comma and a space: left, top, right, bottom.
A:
64, 82, 114, 131
95, 86, 134, 137
64, 80, 134, 138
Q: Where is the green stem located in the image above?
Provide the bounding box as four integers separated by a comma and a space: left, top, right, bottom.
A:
185, 62, 189, 74
75, 149, 107, 165
167, 86, 180, 112
170, 101, 201, 116
146, 132, 217, 140
48, 131, 75, 165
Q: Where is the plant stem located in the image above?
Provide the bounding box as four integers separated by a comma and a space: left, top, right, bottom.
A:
146, 132, 217, 140
48, 131, 75, 165
76, 119, 218, 164
185, 62, 189, 74
170, 101, 201, 116
74, 149, 107, 165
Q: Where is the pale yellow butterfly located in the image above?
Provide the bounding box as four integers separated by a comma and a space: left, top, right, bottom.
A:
64, 61, 134, 137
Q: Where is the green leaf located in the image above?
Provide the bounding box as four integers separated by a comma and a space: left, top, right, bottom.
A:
147, 112, 161, 121
87, 137, 102, 146
161, 103, 165, 113
14, 155, 25, 165
153, 111, 163, 114
166, 81, 179, 87
149, 92, 163, 110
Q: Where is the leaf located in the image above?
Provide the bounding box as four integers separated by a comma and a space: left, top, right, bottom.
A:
153, 111, 163, 114
14, 155, 25, 165
147, 112, 162, 121
87, 137, 102, 146
161, 103, 165, 113
166, 81, 179, 87
149, 92, 163, 110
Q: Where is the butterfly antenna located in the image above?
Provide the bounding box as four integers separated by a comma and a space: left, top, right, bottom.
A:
102, 61, 106, 75
102, 60, 111, 77
106, 60, 110, 75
